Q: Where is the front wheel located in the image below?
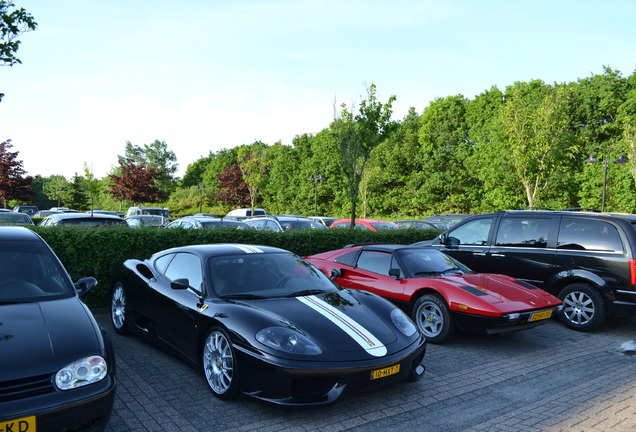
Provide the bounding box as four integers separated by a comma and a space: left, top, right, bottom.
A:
202, 328, 240, 400
411, 294, 455, 344
557, 283, 606, 331
110, 282, 128, 335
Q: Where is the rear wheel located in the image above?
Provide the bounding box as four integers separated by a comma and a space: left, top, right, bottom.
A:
557, 283, 606, 331
110, 282, 128, 335
202, 328, 240, 400
411, 294, 455, 344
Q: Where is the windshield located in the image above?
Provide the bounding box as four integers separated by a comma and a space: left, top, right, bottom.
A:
0, 240, 75, 303
207, 252, 338, 298
396, 248, 471, 277
369, 222, 400, 230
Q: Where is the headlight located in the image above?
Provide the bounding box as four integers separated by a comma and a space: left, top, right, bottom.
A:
391, 308, 417, 336
256, 327, 322, 355
55, 355, 108, 390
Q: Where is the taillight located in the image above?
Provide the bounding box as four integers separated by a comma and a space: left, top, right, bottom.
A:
630, 259, 636, 285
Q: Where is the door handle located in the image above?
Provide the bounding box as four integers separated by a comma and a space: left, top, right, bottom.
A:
491, 253, 505, 257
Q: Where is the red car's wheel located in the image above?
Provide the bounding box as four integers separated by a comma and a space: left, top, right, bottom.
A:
412, 294, 456, 344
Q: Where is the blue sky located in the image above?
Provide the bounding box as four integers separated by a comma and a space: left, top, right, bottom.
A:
2, 0, 635, 179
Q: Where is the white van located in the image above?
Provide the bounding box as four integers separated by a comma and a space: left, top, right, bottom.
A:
226, 208, 267, 220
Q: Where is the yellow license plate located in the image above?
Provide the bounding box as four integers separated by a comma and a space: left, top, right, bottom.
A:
0, 415, 36, 431
370, 364, 400, 380
529, 310, 553, 322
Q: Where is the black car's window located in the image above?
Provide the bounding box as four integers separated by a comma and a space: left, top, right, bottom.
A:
163, 252, 203, 291
557, 219, 623, 252
0, 240, 74, 302
208, 252, 337, 298
154, 253, 174, 274
448, 217, 493, 245
356, 250, 392, 275
495, 218, 550, 248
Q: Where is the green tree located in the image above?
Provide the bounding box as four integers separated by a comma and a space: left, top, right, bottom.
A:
43, 175, 69, 207
500, 80, 575, 207
1, 1, 37, 101
333, 83, 396, 227
237, 142, 271, 214
66, 173, 89, 210
119, 140, 178, 197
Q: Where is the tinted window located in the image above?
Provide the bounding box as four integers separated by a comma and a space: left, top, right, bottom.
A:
164, 252, 203, 291
0, 240, 74, 302
495, 217, 550, 248
448, 217, 494, 245
356, 250, 392, 275
557, 219, 623, 252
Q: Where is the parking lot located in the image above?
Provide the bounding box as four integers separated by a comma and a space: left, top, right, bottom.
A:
95, 310, 636, 432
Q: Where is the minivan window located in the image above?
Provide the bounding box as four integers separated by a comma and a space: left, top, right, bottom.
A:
448, 217, 494, 245
495, 218, 550, 248
557, 218, 623, 252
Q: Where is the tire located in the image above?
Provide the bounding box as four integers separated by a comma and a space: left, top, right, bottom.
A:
202, 328, 240, 400
110, 282, 128, 335
411, 294, 456, 344
557, 283, 606, 331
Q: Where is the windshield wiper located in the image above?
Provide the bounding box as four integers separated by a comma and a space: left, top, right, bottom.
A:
220, 294, 266, 300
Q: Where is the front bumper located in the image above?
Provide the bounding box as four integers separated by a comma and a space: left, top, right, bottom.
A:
235, 336, 427, 406
0, 375, 115, 432
452, 306, 561, 335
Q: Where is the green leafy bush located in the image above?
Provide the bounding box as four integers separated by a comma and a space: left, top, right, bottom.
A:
31, 226, 440, 308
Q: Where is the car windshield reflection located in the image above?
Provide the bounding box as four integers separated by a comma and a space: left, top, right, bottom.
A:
396, 249, 472, 278
208, 253, 338, 298
0, 241, 75, 303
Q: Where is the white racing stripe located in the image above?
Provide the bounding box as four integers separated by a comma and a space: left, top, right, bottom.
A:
232, 245, 264, 254
298, 295, 387, 357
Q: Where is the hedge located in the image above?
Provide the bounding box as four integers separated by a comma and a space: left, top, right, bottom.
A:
29, 226, 441, 308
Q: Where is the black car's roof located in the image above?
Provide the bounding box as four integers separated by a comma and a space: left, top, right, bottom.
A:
0, 225, 41, 241
152, 243, 289, 258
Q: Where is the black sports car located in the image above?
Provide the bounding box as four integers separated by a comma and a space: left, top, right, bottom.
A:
0, 227, 115, 431
109, 244, 427, 406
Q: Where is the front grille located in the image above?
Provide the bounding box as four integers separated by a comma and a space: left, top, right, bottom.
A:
290, 377, 338, 397
0, 374, 55, 403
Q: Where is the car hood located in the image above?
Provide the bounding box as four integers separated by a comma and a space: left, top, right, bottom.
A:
0, 297, 101, 380
237, 290, 402, 359
436, 273, 560, 309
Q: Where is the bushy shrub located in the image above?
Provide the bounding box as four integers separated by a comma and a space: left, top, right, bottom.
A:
31, 226, 440, 308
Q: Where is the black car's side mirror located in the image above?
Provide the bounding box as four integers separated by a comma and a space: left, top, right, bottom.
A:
75, 277, 98, 296
330, 268, 342, 280
171, 278, 190, 290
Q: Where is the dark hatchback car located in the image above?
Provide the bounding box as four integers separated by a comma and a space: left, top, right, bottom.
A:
39, 212, 127, 227
417, 210, 636, 331
0, 227, 115, 431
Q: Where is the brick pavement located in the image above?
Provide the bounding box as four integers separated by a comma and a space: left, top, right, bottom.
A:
96, 310, 636, 432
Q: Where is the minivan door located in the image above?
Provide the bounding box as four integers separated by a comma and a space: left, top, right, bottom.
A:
436, 215, 497, 271
486, 214, 558, 287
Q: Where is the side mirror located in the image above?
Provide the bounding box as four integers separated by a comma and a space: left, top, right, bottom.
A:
330, 268, 342, 280
75, 277, 98, 296
171, 278, 190, 290
388, 268, 401, 280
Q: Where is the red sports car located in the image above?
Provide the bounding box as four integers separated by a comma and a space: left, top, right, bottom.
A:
305, 244, 562, 343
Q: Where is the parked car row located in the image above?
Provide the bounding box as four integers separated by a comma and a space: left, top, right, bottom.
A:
5, 207, 636, 428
